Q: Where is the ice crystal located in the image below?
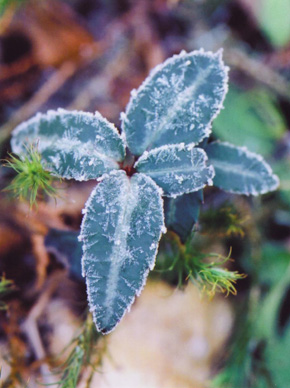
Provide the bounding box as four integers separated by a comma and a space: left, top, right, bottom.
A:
135, 144, 215, 197
206, 141, 279, 195
80, 171, 165, 333
122, 49, 229, 155
11, 109, 126, 181
9, 49, 279, 335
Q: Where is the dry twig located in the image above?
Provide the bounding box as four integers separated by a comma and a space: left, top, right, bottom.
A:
21, 270, 66, 385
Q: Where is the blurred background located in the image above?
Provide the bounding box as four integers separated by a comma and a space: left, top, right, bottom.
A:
1, 0, 290, 387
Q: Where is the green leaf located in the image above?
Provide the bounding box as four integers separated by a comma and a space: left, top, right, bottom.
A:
212, 86, 286, 157
122, 49, 229, 155
258, 243, 290, 286
266, 317, 290, 387
11, 109, 126, 181
266, 335, 290, 388
256, 254, 290, 387
259, 0, 290, 47
80, 170, 165, 334
134, 144, 214, 197
256, 261, 290, 339
164, 190, 203, 242
206, 141, 279, 195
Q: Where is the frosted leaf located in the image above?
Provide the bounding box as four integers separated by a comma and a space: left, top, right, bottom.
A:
134, 144, 215, 197
122, 49, 229, 155
80, 170, 165, 334
205, 141, 280, 195
161, 226, 167, 234
164, 190, 203, 243
11, 109, 126, 181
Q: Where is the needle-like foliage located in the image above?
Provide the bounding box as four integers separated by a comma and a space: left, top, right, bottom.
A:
156, 235, 246, 298
4, 145, 60, 207
55, 314, 103, 388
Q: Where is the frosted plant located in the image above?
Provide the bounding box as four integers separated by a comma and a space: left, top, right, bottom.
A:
10, 49, 279, 333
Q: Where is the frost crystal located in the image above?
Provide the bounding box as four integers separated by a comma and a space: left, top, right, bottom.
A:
9, 47, 280, 336
11, 109, 126, 181
135, 144, 215, 197
121, 49, 229, 155
161, 226, 167, 234
80, 171, 165, 333
206, 141, 279, 195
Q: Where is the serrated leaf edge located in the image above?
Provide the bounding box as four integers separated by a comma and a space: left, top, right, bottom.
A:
207, 141, 280, 196
134, 143, 215, 198
79, 170, 166, 334
12, 108, 126, 161
120, 48, 229, 150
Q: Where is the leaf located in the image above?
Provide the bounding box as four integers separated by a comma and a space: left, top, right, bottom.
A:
134, 144, 214, 197
164, 190, 203, 243
45, 228, 83, 280
212, 86, 286, 157
266, 329, 290, 388
11, 109, 126, 181
121, 49, 229, 155
80, 170, 165, 334
258, 243, 290, 286
257, 255, 290, 388
206, 142, 279, 195
259, 0, 290, 47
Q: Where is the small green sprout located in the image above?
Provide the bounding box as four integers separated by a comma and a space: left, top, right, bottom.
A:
156, 234, 246, 298
58, 346, 84, 388
55, 314, 103, 388
4, 145, 60, 207
192, 251, 247, 298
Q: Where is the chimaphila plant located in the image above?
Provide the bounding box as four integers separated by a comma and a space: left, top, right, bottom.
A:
9, 49, 279, 334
